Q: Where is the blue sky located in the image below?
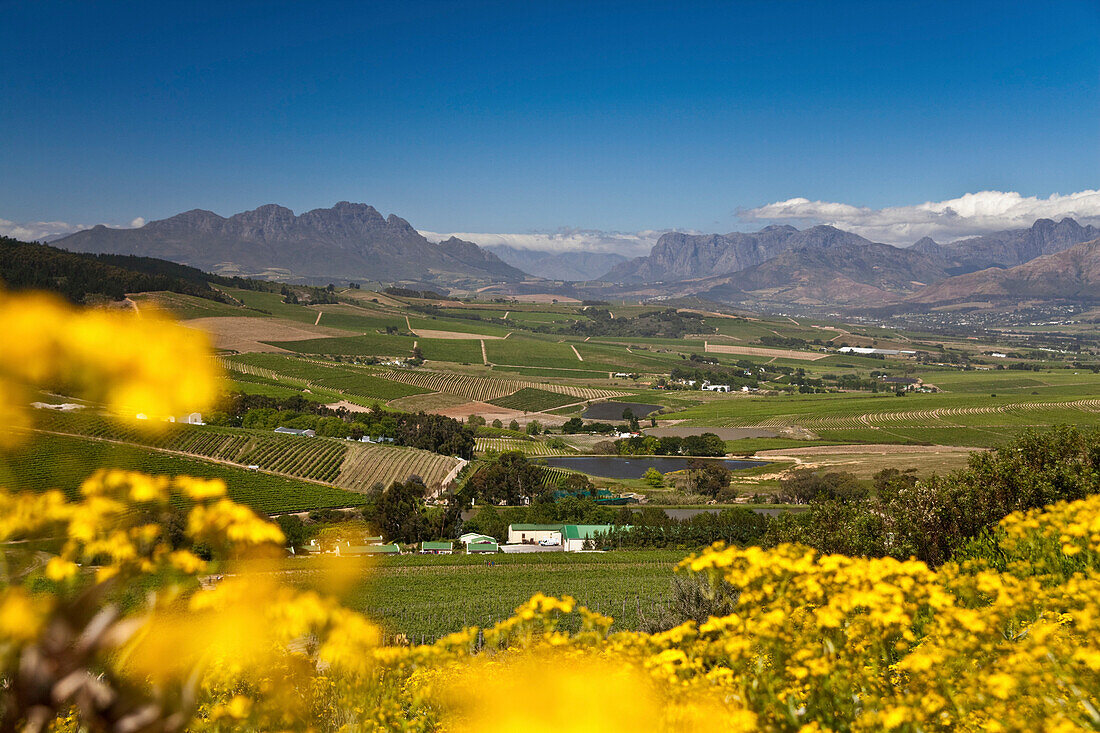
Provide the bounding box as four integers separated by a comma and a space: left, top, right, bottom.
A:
1, 0, 1098, 247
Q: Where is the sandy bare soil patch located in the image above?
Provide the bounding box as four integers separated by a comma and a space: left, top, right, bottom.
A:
386, 393, 472, 412
323, 400, 376, 411
433, 401, 528, 423
186, 317, 354, 353
412, 329, 504, 340
704, 341, 829, 361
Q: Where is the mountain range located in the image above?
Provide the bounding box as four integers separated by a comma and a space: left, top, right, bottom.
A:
53, 202, 526, 285
597, 218, 1100, 308
49, 201, 1099, 308
909, 237, 1100, 304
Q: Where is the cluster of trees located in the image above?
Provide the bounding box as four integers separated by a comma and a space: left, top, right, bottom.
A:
601, 507, 769, 549
461, 495, 631, 540
0, 236, 228, 304
277, 476, 464, 549
279, 284, 338, 305
768, 426, 1100, 565
561, 418, 617, 434
614, 433, 727, 458
210, 395, 475, 458
759, 334, 823, 349
462, 451, 544, 505
384, 286, 444, 300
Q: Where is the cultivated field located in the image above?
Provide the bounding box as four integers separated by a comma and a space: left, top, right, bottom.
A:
285, 551, 684, 642
704, 341, 830, 361
189, 316, 355, 353
474, 437, 577, 456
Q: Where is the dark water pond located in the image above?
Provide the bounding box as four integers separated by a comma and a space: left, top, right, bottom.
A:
543, 456, 766, 479
581, 401, 663, 420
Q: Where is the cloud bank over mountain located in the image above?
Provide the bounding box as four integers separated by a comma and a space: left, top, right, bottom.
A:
740, 190, 1100, 245
419, 228, 668, 257
0, 217, 145, 242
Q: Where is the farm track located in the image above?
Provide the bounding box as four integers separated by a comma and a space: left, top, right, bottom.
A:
722, 398, 1100, 429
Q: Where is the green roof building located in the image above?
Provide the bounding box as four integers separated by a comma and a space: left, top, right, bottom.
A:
420, 541, 454, 554
342, 543, 400, 556
467, 541, 499, 554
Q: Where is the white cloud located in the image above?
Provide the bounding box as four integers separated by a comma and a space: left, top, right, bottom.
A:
0, 216, 147, 243
419, 227, 670, 257
740, 190, 1100, 244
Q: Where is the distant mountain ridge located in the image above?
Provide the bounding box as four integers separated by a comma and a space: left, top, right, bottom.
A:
53, 202, 527, 285
909, 237, 1100, 304
486, 245, 627, 281
602, 224, 876, 283
596, 218, 1100, 308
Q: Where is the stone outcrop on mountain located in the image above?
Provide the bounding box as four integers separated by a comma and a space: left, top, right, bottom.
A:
908, 238, 1100, 304
486, 245, 627, 281
53, 202, 527, 284
939, 218, 1100, 274
601, 225, 872, 283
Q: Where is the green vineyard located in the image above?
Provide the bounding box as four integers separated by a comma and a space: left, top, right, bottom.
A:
33, 411, 461, 494
0, 433, 365, 514
474, 437, 577, 456
36, 412, 346, 482
487, 387, 582, 412
335, 444, 460, 492
368, 366, 628, 403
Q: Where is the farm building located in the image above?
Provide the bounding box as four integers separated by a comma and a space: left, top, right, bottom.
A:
467, 541, 499, 554
562, 524, 615, 552
168, 412, 204, 425
701, 382, 731, 392
31, 402, 85, 412
458, 532, 496, 546
340, 543, 400, 556
507, 524, 563, 545
506, 523, 618, 551
421, 541, 453, 555
274, 426, 316, 437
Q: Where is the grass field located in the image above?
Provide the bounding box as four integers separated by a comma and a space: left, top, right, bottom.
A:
1, 433, 364, 513
285, 550, 686, 641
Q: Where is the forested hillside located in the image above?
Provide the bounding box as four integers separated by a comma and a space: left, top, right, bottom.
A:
0, 236, 227, 304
